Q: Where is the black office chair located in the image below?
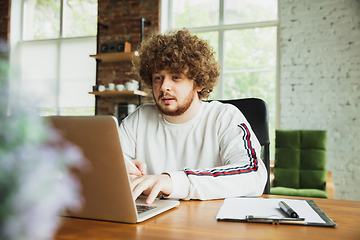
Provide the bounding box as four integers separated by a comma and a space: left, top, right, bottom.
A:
217, 98, 270, 194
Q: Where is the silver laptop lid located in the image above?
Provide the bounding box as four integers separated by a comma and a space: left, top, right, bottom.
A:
48, 115, 138, 223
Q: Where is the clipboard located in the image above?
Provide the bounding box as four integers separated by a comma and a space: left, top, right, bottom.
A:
245, 215, 305, 225
216, 198, 337, 227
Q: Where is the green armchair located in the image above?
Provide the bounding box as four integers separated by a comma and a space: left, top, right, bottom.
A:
270, 130, 334, 199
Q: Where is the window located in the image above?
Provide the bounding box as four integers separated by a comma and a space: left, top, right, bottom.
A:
162, 0, 278, 157
16, 0, 97, 115
24, 0, 97, 40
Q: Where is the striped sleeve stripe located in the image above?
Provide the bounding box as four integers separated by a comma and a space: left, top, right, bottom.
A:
238, 123, 258, 169
185, 165, 255, 177
185, 123, 258, 177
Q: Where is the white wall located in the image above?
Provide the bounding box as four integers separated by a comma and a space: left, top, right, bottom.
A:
279, 0, 360, 200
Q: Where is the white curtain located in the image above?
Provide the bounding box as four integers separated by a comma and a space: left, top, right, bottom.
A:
17, 36, 96, 115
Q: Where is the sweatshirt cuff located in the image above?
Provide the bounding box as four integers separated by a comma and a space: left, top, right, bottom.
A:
162, 170, 190, 200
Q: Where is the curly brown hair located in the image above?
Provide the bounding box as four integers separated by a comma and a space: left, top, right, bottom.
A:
132, 29, 220, 99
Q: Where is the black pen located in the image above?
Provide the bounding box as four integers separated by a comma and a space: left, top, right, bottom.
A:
278, 201, 299, 218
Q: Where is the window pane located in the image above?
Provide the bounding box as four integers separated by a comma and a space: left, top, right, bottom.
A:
173, 0, 219, 28
224, 71, 275, 103
59, 37, 96, 110
60, 107, 95, 116
193, 31, 219, 100
19, 37, 96, 115
224, 0, 277, 25
38, 108, 58, 116
20, 80, 58, 108
224, 27, 276, 70
20, 40, 58, 108
24, 0, 61, 40
65, 0, 98, 37
224, 70, 276, 159
194, 31, 219, 59
224, 27, 276, 159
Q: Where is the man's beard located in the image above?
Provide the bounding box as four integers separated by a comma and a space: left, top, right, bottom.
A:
154, 89, 196, 117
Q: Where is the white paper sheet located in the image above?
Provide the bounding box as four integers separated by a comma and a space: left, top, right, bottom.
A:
216, 198, 325, 224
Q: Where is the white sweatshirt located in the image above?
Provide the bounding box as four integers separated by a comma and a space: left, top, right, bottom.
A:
118, 101, 267, 200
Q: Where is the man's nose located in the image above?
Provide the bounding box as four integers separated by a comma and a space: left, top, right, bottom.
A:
160, 76, 172, 91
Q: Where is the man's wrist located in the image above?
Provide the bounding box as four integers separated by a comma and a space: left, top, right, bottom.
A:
160, 173, 173, 196
162, 171, 190, 199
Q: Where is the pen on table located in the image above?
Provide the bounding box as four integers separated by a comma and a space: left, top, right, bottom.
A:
278, 201, 299, 218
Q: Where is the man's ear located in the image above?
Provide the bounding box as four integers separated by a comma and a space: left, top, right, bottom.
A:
192, 78, 203, 92
196, 85, 204, 93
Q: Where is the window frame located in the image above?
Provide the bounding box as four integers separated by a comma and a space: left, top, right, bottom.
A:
161, 0, 280, 160
161, 0, 280, 129
23, 0, 97, 41
162, 0, 278, 100
11, 0, 97, 116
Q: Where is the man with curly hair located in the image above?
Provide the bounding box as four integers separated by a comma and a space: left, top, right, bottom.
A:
119, 29, 267, 204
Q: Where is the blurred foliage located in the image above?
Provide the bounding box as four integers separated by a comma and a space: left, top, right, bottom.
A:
0, 40, 85, 240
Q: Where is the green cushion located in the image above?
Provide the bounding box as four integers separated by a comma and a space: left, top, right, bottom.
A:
275, 148, 300, 169
301, 149, 326, 170
270, 187, 328, 198
301, 130, 327, 149
272, 130, 327, 198
275, 130, 300, 149
300, 170, 326, 190
273, 168, 299, 188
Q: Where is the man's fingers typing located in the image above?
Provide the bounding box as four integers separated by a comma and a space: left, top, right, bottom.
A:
130, 174, 173, 204
131, 175, 154, 201
146, 184, 163, 204
127, 163, 142, 176
132, 159, 147, 175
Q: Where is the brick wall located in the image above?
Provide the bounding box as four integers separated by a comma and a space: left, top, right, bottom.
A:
0, 0, 10, 43
279, 0, 360, 200
96, 0, 159, 115
0, 0, 10, 94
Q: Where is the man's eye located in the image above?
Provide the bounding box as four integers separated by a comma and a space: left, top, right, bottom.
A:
153, 76, 162, 81
172, 76, 181, 80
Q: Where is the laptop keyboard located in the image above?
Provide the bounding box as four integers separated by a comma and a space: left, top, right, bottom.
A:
136, 204, 157, 214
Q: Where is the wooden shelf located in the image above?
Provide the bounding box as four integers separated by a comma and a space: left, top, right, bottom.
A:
89, 90, 148, 97
89, 52, 135, 62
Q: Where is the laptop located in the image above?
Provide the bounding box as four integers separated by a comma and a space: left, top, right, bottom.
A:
47, 115, 180, 223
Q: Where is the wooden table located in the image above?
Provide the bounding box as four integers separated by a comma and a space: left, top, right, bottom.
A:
54, 195, 360, 240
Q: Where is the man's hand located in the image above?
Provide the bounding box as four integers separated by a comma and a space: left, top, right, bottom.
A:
126, 159, 147, 180
131, 174, 173, 204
